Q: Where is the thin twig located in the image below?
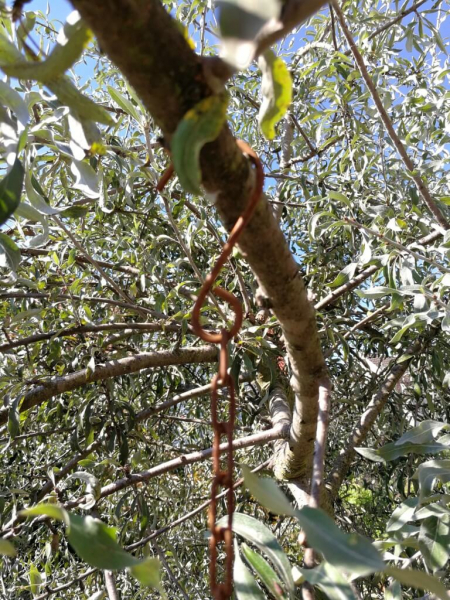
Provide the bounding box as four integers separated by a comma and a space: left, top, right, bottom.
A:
0, 322, 180, 353
368, 0, 431, 40
53, 216, 147, 314
331, 0, 450, 231
345, 217, 450, 275
162, 196, 227, 321
153, 541, 190, 600
125, 460, 270, 551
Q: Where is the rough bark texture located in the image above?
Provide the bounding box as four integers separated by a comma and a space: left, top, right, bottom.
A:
69, 0, 328, 479
0, 346, 217, 425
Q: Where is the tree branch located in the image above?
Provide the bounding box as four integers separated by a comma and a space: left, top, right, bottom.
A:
367, 0, 431, 41
69, 0, 328, 480
254, 0, 329, 56
326, 339, 423, 499
0, 292, 166, 319
0, 346, 217, 426
66, 426, 289, 504
315, 229, 442, 310
20, 247, 140, 276
0, 322, 180, 353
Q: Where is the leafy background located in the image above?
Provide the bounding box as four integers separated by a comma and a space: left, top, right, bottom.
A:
1, 0, 450, 598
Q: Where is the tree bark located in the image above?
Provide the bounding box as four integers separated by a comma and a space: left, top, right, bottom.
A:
0, 346, 217, 425
69, 0, 328, 481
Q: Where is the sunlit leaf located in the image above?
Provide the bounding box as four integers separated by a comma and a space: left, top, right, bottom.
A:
258, 50, 292, 140
0, 233, 21, 271
386, 566, 449, 600
220, 513, 295, 595
0, 539, 16, 557
241, 464, 296, 517
295, 507, 385, 576
172, 93, 228, 194
298, 562, 357, 600
217, 0, 281, 69
234, 539, 266, 600
419, 515, 450, 572
241, 543, 287, 599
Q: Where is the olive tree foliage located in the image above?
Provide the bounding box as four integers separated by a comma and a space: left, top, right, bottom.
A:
1, 0, 450, 598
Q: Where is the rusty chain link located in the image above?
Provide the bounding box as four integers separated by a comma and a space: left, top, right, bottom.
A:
157, 139, 263, 599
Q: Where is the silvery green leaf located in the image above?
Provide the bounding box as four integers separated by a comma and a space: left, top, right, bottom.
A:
70, 160, 100, 198
0, 81, 29, 129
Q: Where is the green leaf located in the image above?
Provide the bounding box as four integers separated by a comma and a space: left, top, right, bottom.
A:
0, 80, 29, 128
258, 50, 292, 140
241, 470, 383, 576
0, 233, 21, 271
298, 562, 357, 600
59, 206, 89, 219
0, 158, 24, 226
107, 86, 142, 124
48, 77, 113, 125
356, 441, 450, 464
7, 397, 20, 439
386, 498, 419, 532
0, 539, 16, 557
328, 263, 358, 288
241, 543, 287, 599
414, 459, 450, 502
172, 93, 228, 194
241, 464, 296, 517
357, 286, 398, 299
295, 507, 385, 576
67, 514, 139, 569
220, 513, 295, 596
385, 580, 402, 600
234, 539, 266, 600
20, 503, 70, 526
70, 160, 99, 198
414, 502, 450, 521
395, 421, 447, 446
64, 471, 101, 510
129, 557, 161, 588
2, 12, 91, 82
419, 515, 450, 572
385, 566, 449, 600
65, 512, 162, 588
29, 563, 43, 596
328, 190, 351, 207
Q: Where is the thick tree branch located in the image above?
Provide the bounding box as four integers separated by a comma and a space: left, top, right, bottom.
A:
104, 571, 120, 600
69, 0, 328, 480
0, 346, 217, 425
309, 378, 331, 508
